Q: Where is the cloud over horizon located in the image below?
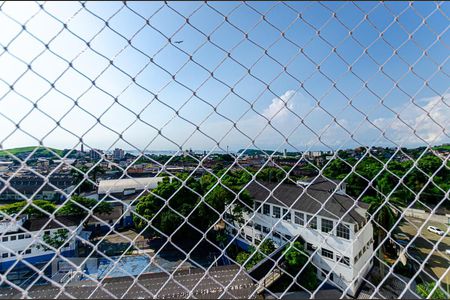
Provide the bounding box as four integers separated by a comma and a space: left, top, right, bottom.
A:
262, 90, 296, 120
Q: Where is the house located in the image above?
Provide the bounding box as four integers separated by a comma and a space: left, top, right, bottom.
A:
0, 214, 82, 274
227, 177, 374, 297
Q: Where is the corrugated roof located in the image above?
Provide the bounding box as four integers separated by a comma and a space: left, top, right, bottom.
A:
98, 177, 165, 194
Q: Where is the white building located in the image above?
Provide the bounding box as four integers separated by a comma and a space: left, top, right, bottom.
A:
0, 214, 81, 273
228, 177, 374, 297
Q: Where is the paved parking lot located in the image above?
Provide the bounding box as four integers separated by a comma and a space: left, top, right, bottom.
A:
397, 216, 449, 285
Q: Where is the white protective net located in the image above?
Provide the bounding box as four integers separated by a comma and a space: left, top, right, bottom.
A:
0, 1, 448, 299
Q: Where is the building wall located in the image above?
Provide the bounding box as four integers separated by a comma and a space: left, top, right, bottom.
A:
0, 226, 79, 272
231, 207, 374, 296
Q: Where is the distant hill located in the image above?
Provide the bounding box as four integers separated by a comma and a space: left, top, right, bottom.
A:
0, 146, 64, 158
433, 144, 450, 151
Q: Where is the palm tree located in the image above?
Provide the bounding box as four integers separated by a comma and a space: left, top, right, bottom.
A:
363, 184, 404, 277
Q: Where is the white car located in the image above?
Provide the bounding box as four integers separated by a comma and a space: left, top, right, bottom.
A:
446, 249, 450, 255
427, 226, 444, 236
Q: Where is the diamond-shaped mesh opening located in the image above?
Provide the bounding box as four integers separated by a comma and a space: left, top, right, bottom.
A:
0, 1, 449, 299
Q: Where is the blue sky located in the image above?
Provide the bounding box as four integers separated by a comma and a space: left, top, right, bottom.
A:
0, 1, 448, 154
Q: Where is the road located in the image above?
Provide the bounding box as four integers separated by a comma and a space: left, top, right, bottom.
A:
0, 265, 255, 299
397, 216, 450, 285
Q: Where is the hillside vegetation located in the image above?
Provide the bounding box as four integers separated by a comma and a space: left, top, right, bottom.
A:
0, 146, 64, 158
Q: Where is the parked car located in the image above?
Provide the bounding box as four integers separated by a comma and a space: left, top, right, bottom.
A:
427, 226, 445, 236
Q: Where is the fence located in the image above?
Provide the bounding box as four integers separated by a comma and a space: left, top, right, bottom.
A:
0, 1, 449, 299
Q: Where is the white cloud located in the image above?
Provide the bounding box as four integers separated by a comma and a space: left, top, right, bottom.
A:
262, 90, 296, 120
373, 94, 450, 146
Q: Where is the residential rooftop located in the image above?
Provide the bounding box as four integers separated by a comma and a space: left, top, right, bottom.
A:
247, 176, 368, 225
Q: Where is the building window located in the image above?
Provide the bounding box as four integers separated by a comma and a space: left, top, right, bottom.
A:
282, 208, 291, 221
294, 212, 304, 226
321, 248, 334, 259
336, 223, 350, 239
44, 230, 50, 235
321, 219, 334, 233
25, 234, 31, 239
255, 201, 262, 213
307, 215, 317, 230
263, 226, 270, 233
1, 253, 8, 258
255, 224, 262, 231
342, 256, 350, 266
2, 236, 7, 242
25, 249, 31, 254
306, 243, 314, 252
284, 234, 292, 241
273, 231, 281, 239
10, 235, 16, 241
246, 235, 252, 242
263, 204, 270, 216
273, 206, 281, 218
18, 234, 24, 240
255, 239, 261, 245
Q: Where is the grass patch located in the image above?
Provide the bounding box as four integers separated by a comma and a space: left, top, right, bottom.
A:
0, 146, 64, 157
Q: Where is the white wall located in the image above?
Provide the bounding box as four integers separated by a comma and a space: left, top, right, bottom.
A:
233, 208, 374, 296
0, 226, 79, 263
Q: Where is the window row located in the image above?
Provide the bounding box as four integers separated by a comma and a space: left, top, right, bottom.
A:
1, 233, 32, 242
1, 248, 32, 258
354, 238, 374, 264
255, 201, 350, 239
252, 223, 292, 241
313, 246, 350, 267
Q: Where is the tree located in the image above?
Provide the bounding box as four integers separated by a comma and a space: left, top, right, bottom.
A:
57, 195, 112, 217
416, 282, 447, 299
282, 241, 318, 291
90, 165, 105, 183
135, 170, 254, 237
71, 165, 105, 193
35, 229, 69, 251
235, 239, 276, 270
236, 251, 251, 266
71, 166, 92, 193
283, 241, 307, 269
323, 159, 351, 179
0, 200, 56, 217
363, 185, 404, 277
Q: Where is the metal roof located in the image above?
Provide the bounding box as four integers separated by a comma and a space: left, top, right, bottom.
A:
97, 177, 166, 195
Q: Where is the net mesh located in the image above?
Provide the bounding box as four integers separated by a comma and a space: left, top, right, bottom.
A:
0, 1, 448, 299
